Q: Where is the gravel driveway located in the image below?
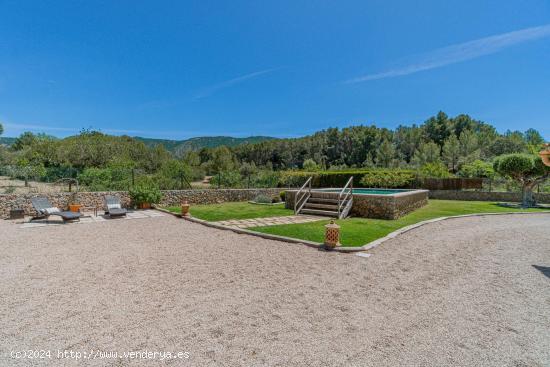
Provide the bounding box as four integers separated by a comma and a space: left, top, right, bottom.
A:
1, 213, 549, 366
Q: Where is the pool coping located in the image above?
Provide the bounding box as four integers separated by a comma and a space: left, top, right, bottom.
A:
293, 188, 429, 198
155, 207, 550, 253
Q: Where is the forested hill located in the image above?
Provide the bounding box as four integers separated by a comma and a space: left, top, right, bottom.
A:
0, 137, 16, 146
134, 136, 276, 154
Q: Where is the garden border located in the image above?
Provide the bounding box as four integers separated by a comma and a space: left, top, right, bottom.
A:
155, 207, 550, 253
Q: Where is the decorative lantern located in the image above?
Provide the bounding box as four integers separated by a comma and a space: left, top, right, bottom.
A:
181, 200, 190, 217
539, 144, 550, 167
324, 220, 341, 250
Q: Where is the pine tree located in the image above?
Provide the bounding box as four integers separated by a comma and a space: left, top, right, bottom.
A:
375, 140, 396, 168
412, 142, 441, 167
442, 135, 460, 172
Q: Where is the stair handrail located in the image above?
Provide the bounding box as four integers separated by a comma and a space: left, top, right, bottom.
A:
294, 176, 312, 214
338, 176, 353, 218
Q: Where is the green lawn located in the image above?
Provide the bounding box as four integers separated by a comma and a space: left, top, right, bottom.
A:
251, 200, 549, 247
166, 201, 293, 221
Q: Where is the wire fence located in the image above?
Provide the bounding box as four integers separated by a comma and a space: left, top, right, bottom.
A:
2, 163, 549, 194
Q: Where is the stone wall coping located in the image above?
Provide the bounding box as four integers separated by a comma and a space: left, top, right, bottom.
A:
0, 187, 286, 197
285, 188, 429, 199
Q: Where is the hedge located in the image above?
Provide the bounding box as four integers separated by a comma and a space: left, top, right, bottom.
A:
279, 170, 416, 188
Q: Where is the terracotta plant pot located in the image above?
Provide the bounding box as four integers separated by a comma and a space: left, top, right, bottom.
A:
539, 149, 550, 167
69, 204, 81, 213
181, 201, 190, 217
139, 202, 151, 209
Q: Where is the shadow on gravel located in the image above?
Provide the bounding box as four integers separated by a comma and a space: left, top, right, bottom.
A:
532, 265, 550, 279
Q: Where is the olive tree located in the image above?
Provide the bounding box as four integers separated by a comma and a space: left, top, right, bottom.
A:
493, 153, 549, 207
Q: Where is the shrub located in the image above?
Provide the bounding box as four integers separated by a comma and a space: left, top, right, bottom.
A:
271, 195, 281, 203
78, 168, 113, 191
360, 170, 415, 188
302, 158, 319, 171
210, 171, 242, 188
252, 194, 272, 204
419, 162, 452, 178
458, 160, 495, 178
279, 169, 416, 188
279, 191, 286, 202
78, 167, 131, 191
251, 170, 280, 188
129, 183, 162, 205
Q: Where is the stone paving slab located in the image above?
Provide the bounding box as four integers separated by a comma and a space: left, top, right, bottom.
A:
19, 210, 165, 229
216, 215, 326, 229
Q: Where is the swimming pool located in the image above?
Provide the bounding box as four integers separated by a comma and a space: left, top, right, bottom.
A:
285, 188, 429, 219
316, 188, 411, 195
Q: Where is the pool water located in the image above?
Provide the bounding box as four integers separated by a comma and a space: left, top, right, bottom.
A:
318, 188, 410, 195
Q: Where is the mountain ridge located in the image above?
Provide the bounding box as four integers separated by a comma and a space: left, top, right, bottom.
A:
133, 135, 276, 153
0, 135, 277, 153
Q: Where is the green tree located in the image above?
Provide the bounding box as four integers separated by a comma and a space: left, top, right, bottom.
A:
12, 132, 37, 151
0, 122, 3, 136
158, 159, 191, 189
524, 128, 544, 147
488, 131, 527, 156
182, 150, 201, 167
375, 140, 397, 168
239, 161, 257, 187
424, 111, 451, 146
14, 158, 46, 187
209, 146, 235, 173
442, 135, 460, 172
302, 158, 319, 171
458, 160, 495, 178
362, 152, 375, 168
419, 162, 452, 178
412, 141, 441, 167
493, 153, 549, 207
458, 130, 480, 164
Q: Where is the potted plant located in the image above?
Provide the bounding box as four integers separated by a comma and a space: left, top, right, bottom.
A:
68, 192, 82, 213
129, 184, 162, 209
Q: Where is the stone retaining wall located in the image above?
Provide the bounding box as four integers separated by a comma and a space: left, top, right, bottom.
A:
0, 188, 282, 218
428, 190, 550, 203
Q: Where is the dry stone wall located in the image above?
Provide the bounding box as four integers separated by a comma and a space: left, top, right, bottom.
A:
0, 188, 282, 218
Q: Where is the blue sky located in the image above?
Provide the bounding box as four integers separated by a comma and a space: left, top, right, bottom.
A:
1, 0, 549, 139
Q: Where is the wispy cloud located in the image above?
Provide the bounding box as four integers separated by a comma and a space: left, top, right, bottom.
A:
345, 24, 550, 83
195, 68, 279, 99
4, 123, 77, 133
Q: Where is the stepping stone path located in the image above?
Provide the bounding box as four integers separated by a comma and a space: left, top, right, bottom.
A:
217, 215, 325, 229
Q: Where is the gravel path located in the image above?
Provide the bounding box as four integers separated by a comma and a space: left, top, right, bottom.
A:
1, 213, 549, 366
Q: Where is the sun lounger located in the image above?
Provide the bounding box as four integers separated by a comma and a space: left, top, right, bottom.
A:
31, 197, 81, 222
104, 195, 127, 218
